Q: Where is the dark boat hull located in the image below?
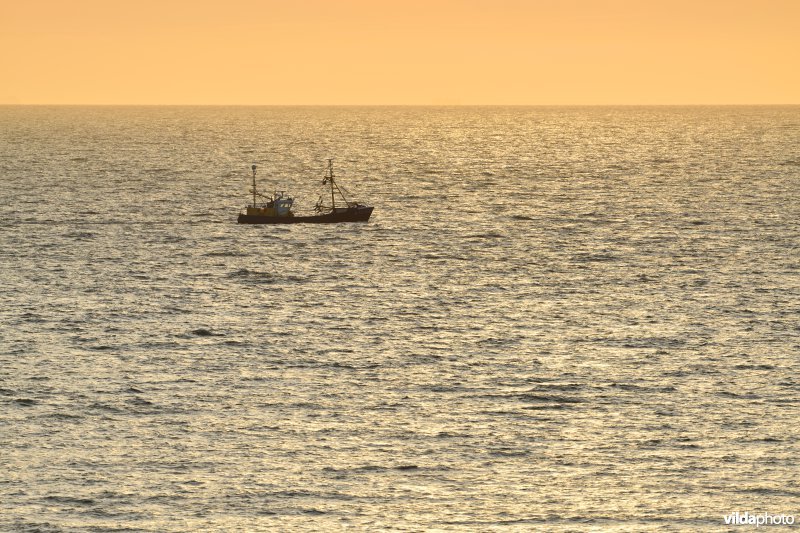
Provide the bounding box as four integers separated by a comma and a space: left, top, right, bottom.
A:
238, 206, 373, 224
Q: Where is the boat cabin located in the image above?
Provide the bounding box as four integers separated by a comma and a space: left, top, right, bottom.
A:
245, 191, 294, 217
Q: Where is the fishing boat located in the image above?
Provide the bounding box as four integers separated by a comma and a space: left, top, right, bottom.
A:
237, 160, 373, 224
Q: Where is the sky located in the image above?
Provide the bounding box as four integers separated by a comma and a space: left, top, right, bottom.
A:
1, 0, 797, 105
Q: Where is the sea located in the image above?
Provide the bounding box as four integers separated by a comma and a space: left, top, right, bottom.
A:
1, 106, 798, 532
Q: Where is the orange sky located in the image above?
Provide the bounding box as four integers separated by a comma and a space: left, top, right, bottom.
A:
1, 0, 797, 104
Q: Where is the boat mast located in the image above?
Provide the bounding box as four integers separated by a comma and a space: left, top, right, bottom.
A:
251, 164, 257, 207
327, 159, 335, 211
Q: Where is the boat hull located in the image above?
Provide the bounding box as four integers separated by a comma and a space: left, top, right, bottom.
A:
238, 206, 373, 224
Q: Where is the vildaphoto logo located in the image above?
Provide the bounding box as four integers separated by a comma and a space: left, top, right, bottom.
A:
723, 512, 795, 527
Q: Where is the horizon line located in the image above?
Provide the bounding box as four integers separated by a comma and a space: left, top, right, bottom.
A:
2, 103, 799, 107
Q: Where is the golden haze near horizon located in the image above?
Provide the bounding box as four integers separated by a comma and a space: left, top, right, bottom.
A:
1, 0, 798, 105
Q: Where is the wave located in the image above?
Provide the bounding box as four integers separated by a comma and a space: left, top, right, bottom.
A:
13, 398, 37, 406
227, 268, 306, 284
204, 250, 246, 257
190, 328, 224, 337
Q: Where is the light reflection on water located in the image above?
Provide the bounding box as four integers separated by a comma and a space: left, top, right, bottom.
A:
1, 106, 798, 531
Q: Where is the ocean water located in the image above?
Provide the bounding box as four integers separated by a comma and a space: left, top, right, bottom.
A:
1, 106, 798, 532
